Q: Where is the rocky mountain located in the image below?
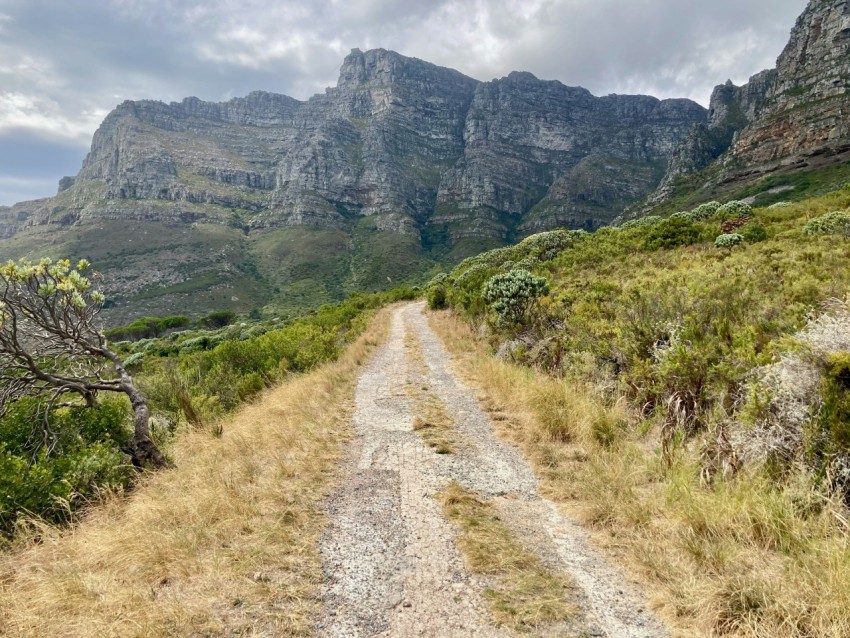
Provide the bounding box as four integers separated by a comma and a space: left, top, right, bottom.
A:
651, 0, 850, 207
3, 0, 846, 321
0, 48, 706, 321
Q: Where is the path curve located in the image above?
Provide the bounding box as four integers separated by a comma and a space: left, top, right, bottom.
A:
317, 303, 668, 638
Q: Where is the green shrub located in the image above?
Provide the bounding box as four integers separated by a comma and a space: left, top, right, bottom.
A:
690, 201, 722, 220
715, 233, 745, 249
769, 201, 792, 209
645, 216, 702, 250
428, 284, 448, 310
516, 229, 575, 262
482, 269, 549, 328
803, 211, 850, 236
0, 397, 134, 535
716, 200, 753, 220
106, 315, 191, 341
198, 311, 237, 329
620, 215, 662, 230
740, 224, 768, 243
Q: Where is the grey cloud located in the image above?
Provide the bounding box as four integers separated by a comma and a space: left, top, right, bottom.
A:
0, 0, 810, 205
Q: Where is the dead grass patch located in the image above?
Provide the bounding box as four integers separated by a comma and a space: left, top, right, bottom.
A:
428, 309, 850, 638
0, 308, 393, 638
404, 326, 457, 454
438, 481, 575, 632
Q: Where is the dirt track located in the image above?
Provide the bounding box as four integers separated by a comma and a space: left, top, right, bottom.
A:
317, 303, 668, 638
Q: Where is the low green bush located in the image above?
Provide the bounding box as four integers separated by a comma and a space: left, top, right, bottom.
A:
715, 200, 753, 220
803, 211, 850, 236
0, 397, 133, 536
482, 269, 549, 329
715, 233, 745, 249
690, 201, 722, 220
645, 216, 702, 250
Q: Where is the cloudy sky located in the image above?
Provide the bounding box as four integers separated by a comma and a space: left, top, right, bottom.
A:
0, 0, 809, 205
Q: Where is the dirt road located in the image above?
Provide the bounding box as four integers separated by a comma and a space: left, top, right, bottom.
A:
317, 303, 668, 638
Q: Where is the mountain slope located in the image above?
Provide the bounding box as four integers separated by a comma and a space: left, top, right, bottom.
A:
649, 0, 850, 210
0, 49, 705, 322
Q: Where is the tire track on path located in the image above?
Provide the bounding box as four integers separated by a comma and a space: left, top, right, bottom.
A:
317, 303, 669, 638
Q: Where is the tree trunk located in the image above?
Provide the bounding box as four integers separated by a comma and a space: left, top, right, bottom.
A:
122, 381, 172, 469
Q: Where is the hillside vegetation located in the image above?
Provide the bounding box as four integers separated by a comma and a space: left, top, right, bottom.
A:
429, 186, 850, 636
0, 287, 413, 538
0, 308, 392, 637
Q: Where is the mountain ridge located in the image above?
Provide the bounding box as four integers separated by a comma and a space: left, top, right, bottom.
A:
2, 0, 847, 321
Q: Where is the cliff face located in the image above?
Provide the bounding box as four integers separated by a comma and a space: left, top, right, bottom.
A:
0, 47, 710, 319
654, 0, 850, 203
14, 48, 705, 240
731, 0, 850, 166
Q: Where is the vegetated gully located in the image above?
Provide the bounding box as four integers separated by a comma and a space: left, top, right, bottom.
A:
317, 302, 668, 638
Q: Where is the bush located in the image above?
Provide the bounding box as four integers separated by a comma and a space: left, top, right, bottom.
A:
716, 200, 753, 220
516, 229, 575, 262
619, 215, 662, 230
803, 211, 850, 236
671, 211, 695, 221
690, 201, 722, 220
106, 315, 191, 341
428, 285, 448, 310
740, 224, 768, 243
482, 269, 549, 328
198, 311, 237, 329
769, 201, 792, 209
428, 272, 448, 287
645, 216, 702, 250
715, 233, 745, 249
122, 352, 145, 369
0, 397, 134, 535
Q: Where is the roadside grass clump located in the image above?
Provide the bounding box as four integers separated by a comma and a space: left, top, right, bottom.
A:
405, 330, 457, 454
803, 211, 850, 236
0, 307, 393, 637
438, 481, 575, 631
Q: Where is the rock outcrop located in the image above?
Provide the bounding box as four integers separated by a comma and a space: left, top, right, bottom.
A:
654, 0, 850, 203
10, 48, 706, 243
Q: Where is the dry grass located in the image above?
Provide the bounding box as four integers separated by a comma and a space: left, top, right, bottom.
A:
404, 327, 458, 455
0, 308, 393, 638
429, 309, 850, 638
438, 481, 575, 632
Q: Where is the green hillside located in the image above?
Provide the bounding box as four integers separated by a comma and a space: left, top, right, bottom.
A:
429, 185, 850, 635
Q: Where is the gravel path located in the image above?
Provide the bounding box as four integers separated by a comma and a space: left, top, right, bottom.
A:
317, 303, 669, 638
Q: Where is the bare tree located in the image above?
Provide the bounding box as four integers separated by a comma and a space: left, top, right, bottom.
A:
0, 258, 170, 469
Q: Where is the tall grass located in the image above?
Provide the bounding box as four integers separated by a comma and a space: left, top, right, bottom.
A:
429, 309, 850, 637
0, 309, 392, 637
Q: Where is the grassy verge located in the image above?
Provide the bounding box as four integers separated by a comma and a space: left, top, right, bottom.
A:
0, 308, 392, 637
429, 309, 850, 638
404, 327, 457, 455
438, 481, 575, 632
